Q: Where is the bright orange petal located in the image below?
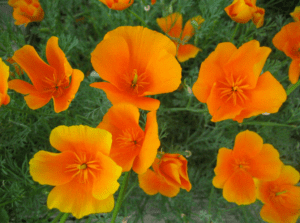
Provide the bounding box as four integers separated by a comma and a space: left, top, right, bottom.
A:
181, 15, 204, 41
110, 0, 134, 10
233, 130, 263, 158
159, 180, 181, 198
151, 0, 156, 4
280, 185, 300, 210
224, 0, 256, 23
47, 178, 114, 219
192, 42, 237, 103
156, 12, 182, 38
213, 148, 234, 188
52, 69, 84, 113
29, 150, 75, 186
260, 203, 300, 223
90, 82, 160, 111
289, 59, 300, 84
223, 169, 256, 205
24, 93, 52, 110
233, 71, 287, 122
12, 45, 56, 91
274, 165, 300, 186
133, 111, 160, 174
176, 44, 200, 62
248, 144, 282, 180
49, 125, 112, 156
8, 79, 36, 94
92, 152, 122, 200
0, 58, 10, 106
290, 6, 300, 22
46, 36, 73, 80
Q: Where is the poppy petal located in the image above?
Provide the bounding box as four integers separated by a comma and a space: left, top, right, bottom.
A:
275, 165, 300, 186
252, 6, 265, 28
213, 148, 234, 188
181, 15, 204, 41
233, 130, 263, 158
138, 169, 161, 195
49, 125, 112, 156
133, 111, 160, 174
52, 69, 84, 113
223, 170, 256, 205
24, 93, 52, 110
156, 12, 182, 38
176, 44, 200, 62
248, 144, 282, 180
260, 203, 300, 223
29, 150, 75, 186
289, 59, 300, 84
290, 6, 300, 22
279, 185, 300, 209
47, 178, 114, 219
224, 0, 256, 23
8, 79, 36, 94
12, 45, 56, 91
110, 0, 134, 10
90, 82, 160, 111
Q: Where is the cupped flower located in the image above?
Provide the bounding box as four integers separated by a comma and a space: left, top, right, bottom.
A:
99, 0, 134, 10
90, 26, 181, 111
8, 36, 84, 113
192, 40, 287, 123
272, 21, 300, 84
29, 125, 122, 219
97, 103, 160, 174
290, 6, 300, 22
138, 153, 192, 197
0, 58, 10, 107
257, 165, 300, 223
156, 12, 205, 62
213, 130, 282, 205
224, 0, 265, 28
8, 0, 44, 27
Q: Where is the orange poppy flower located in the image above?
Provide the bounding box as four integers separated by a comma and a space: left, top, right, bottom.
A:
156, 12, 205, 62
224, 0, 265, 28
272, 21, 300, 84
0, 58, 10, 107
8, 36, 84, 113
90, 26, 181, 111
213, 130, 282, 205
257, 165, 300, 223
290, 6, 300, 22
138, 153, 192, 197
8, 0, 44, 27
192, 40, 287, 123
97, 103, 160, 174
151, 0, 156, 4
99, 0, 134, 10
29, 125, 122, 219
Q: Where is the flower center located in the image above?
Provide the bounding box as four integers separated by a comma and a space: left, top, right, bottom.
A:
218, 73, 250, 106
116, 128, 144, 150
123, 69, 149, 95
43, 73, 69, 98
234, 158, 250, 172
66, 153, 100, 183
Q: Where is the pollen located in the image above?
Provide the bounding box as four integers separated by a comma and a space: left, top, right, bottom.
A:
123, 69, 149, 94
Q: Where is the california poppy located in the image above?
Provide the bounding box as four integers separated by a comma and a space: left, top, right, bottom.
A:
139, 153, 191, 197
257, 165, 300, 223
8, 0, 44, 27
90, 26, 181, 111
290, 6, 300, 22
192, 40, 287, 123
151, 0, 156, 5
99, 0, 134, 10
0, 58, 10, 107
29, 125, 122, 219
213, 130, 282, 205
224, 0, 265, 28
97, 103, 160, 174
8, 36, 84, 113
272, 21, 300, 84
156, 12, 205, 62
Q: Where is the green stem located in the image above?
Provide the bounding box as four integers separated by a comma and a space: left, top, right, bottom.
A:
111, 171, 131, 223
230, 23, 240, 42
50, 212, 64, 223
160, 107, 207, 113
59, 213, 69, 223
128, 9, 147, 27
286, 79, 300, 96
241, 121, 297, 128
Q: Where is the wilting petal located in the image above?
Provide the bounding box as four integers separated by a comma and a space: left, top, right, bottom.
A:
46, 36, 72, 80
252, 7, 265, 28
289, 59, 300, 84
29, 150, 75, 186
52, 69, 84, 113
50, 125, 112, 156
181, 15, 204, 42
12, 45, 56, 91
90, 82, 160, 111
213, 148, 234, 188
223, 170, 256, 205
47, 178, 114, 219
192, 42, 237, 103
133, 111, 160, 174
92, 152, 122, 200
232, 130, 263, 158
224, 0, 256, 23
156, 12, 182, 38
176, 44, 200, 63
248, 144, 282, 180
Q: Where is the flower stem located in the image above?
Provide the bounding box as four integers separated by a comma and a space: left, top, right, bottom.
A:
59, 213, 69, 223
50, 212, 64, 223
128, 9, 147, 27
286, 79, 300, 96
111, 171, 131, 223
230, 23, 240, 42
